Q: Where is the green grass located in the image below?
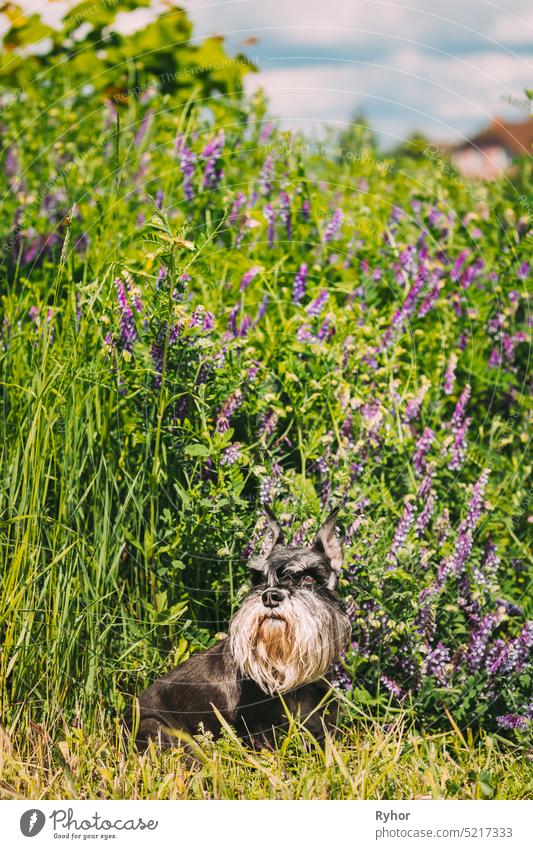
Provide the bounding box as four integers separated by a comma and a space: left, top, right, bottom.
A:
1, 716, 530, 800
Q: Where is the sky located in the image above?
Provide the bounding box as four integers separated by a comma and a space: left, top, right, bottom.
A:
2, 1, 532, 146
187, 0, 533, 145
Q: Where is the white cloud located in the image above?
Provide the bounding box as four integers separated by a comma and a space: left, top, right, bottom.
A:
487, 10, 533, 45
245, 46, 532, 144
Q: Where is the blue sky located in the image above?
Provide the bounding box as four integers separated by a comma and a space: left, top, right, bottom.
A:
187, 0, 533, 145
3, 1, 532, 145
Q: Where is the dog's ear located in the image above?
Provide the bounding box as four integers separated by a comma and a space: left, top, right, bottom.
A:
249, 506, 284, 573
312, 503, 344, 573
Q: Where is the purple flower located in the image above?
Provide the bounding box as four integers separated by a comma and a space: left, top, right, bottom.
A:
155, 189, 164, 210
151, 342, 164, 388
293, 263, 308, 304
390, 206, 403, 223
189, 306, 205, 328
423, 642, 451, 686
447, 384, 471, 470
301, 198, 310, 221
258, 463, 282, 504
380, 675, 404, 699
488, 348, 501, 369
115, 278, 137, 352
467, 613, 499, 671
201, 130, 224, 190
156, 266, 167, 287
307, 289, 329, 317
496, 714, 529, 730
240, 265, 261, 292
465, 468, 490, 527
404, 382, 430, 422
203, 311, 215, 332
296, 324, 314, 342
256, 296, 269, 321
259, 410, 278, 438
220, 443, 241, 466
259, 155, 274, 196
259, 122, 274, 143
324, 208, 343, 242
331, 663, 353, 692
418, 270, 442, 317
279, 191, 291, 238
448, 416, 471, 471
515, 621, 533, 671
444, 352, 458, 395
451, 249, 468, 282
169, 319, 184, 345
415, 491, 435, 537
379, 270, 427, 353
387, 498, 416, 564
228, 192, 247, 225
264, 203, 276, 247
216, 389, 243, 433
517, 261, 529, 280
486, 639, 512, 676
413, 427, 435, 475
176, 134, 196, 201
317, 313, 335, 341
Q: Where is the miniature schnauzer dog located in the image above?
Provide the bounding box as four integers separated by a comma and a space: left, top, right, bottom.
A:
126, 505, 350, 749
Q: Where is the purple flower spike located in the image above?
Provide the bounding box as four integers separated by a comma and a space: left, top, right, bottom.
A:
115, 278, 137, 352
324, 208, 343, 242
293, 263, 308, 304
176, 134, 196, 201
387, 498, 416, 565
423, 643, 451, 686
451, 249, 468, 282
448, 384, 471, 470
413, 427, 435, 475
448, 416, 471, 471
259, 155, 274, 196
228, 192, 247, 225
497, 714, 529, 731
151, 342, 164, 388
201, 130, 224, 190
220, 443, 242, 466
216, 389, 243, 433
380, 675, 404, 699
517, 261, 529, 280
444, 352, 458, 395
264, 203, 276, 247
307, 289, 329, 317
467, 613, 499, 672
240, 265, 261, 292
279, 191, 291, 238
465, 468, 490, 527
415, 492, 435, 537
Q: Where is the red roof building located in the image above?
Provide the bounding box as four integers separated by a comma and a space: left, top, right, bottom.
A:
451, 116, 533, 179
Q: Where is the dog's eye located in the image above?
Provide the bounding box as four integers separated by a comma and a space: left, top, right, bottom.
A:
301, 574, 316, 585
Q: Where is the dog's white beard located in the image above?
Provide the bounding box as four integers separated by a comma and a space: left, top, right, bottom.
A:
229, 590, 350, 694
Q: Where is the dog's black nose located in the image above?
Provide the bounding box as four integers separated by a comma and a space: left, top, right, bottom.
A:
262, 588, 284, 608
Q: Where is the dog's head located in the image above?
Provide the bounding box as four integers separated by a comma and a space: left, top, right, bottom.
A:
229, 506, 350, 694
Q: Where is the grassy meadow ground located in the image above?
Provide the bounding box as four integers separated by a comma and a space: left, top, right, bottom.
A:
0, 18, 532, 798
1, 715, 531, 800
